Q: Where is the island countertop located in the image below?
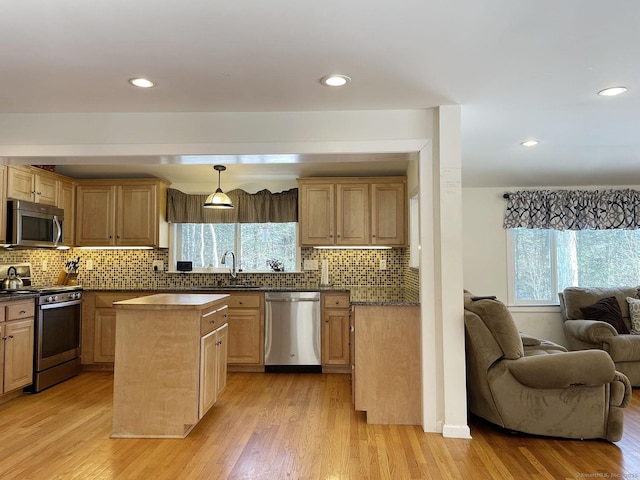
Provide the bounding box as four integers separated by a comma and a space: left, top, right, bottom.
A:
113, 293, 229, 310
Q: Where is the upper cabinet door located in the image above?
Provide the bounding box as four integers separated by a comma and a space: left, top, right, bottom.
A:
6, 166, 34, 202
75, 185, 116, 246
370, 182, 406, 246
299, 183, 335, 246
34, 173, 58, 206
116, 184, 158, 246
58, 179, 76, 246
336, 183, 369, 245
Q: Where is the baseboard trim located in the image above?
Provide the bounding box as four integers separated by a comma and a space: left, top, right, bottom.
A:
442, 423, 472, 439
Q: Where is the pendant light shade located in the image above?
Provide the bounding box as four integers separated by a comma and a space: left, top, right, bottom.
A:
204, 165, 234, 209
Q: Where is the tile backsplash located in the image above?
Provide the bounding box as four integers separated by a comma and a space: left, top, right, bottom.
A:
0, 247, 419, 298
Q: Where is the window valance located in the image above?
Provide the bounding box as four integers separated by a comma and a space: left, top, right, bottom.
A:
503, 189, 640, 230
167, 188, 298, 224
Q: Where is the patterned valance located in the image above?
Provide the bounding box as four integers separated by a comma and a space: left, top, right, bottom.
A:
503, 189, 640, 230
167, 188, 298, 224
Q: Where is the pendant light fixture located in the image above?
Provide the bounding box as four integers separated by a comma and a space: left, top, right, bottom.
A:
204, 165, 235, 209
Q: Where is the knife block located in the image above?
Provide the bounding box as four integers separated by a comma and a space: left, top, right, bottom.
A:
56, 269, 68, 285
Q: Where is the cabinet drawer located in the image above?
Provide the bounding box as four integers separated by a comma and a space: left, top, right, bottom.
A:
227, 294, 261, 309
6, 300, 35, 320
201, 305, 228, 336
322, 294, 350, 309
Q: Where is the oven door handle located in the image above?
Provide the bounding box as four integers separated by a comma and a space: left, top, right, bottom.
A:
40, 299, 82, 310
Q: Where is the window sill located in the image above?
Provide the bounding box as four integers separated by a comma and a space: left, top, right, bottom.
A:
507, 305, 561, 313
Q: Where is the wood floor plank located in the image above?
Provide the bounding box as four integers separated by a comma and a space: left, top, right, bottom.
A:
0, 371, 639, 479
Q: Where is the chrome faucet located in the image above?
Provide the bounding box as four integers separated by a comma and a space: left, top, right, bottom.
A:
220, 251, 237, 279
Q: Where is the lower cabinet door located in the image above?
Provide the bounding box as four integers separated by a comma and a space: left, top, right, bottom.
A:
199, 330, 218, 419
4, 319, 34, 392
216, 324, 228, 396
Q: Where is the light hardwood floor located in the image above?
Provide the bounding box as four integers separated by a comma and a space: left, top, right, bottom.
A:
0, 371, 639, 479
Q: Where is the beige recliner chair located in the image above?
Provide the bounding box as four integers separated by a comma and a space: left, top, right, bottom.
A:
464, 292, 631, 442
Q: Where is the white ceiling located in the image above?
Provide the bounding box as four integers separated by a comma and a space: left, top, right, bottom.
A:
3, 0, 640, 188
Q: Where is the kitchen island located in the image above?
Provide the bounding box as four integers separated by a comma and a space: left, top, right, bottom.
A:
111, 293, 229, 438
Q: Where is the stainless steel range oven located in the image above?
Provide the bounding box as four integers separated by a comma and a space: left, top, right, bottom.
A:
28, 287, 83, 392
0, 264, 83, 393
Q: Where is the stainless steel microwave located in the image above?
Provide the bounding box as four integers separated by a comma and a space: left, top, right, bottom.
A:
6, 200, 64, 248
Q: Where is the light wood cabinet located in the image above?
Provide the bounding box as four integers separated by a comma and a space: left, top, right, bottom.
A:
75, 178, 170, 247
225, 292, 264, 369
298, 177, 407, 247
371, 182, 406, 246
336, 183, 369, 245
82, 291, 153, 366
321, 293, 350, 372
57, 178, 76, 246
0, 299, 35, 395
353, 305, 420, 425
112, 293, 229, 438
199, 323, 228, 419
7, 166, 58, 205
298, 183, 335, 246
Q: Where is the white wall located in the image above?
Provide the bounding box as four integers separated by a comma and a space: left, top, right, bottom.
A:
462, 187, 566, 345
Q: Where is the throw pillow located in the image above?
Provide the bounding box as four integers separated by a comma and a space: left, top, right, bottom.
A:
626, 297, 640, 334
580, 297, 629, 334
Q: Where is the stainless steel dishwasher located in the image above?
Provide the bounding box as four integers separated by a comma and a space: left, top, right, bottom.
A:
264, 291, 321, 373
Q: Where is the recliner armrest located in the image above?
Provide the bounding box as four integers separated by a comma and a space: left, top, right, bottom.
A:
506, 350, 616, 389
564, 319, 617, 344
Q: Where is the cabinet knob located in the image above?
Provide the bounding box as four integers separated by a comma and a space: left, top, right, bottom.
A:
210, 320, 216, 324
1, 336, 6, 341
372, 234, 376, 238
20, 310, 26, 314
335, 301, 339, 305
239, 302, 243, 305
8, 335, 13, 339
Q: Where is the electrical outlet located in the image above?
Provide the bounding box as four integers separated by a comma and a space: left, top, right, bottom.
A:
152, 260, 164, 272
379, 259, 387, 270
303, 259, 319, 271
42, 260, 48, 271
86, 259, 94, 270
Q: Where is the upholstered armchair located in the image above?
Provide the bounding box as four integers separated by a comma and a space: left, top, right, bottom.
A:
464, 291, 631, 442
559, 286, 640, 386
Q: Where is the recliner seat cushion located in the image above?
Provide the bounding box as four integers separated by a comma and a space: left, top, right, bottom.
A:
464, 298, 524, 359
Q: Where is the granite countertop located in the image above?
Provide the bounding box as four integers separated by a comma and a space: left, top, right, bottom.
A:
0, 292, 39, 302
84, 285, 419, 306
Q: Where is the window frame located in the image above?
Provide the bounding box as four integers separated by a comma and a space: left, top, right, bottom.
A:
508, 227, 640, 306
168, 222, 301, 273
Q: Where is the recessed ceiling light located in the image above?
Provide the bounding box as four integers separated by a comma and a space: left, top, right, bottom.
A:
598, 86, 627, 96
320, 75, 351, 87
521, 140, 539, 147
128, 78, 156, 88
